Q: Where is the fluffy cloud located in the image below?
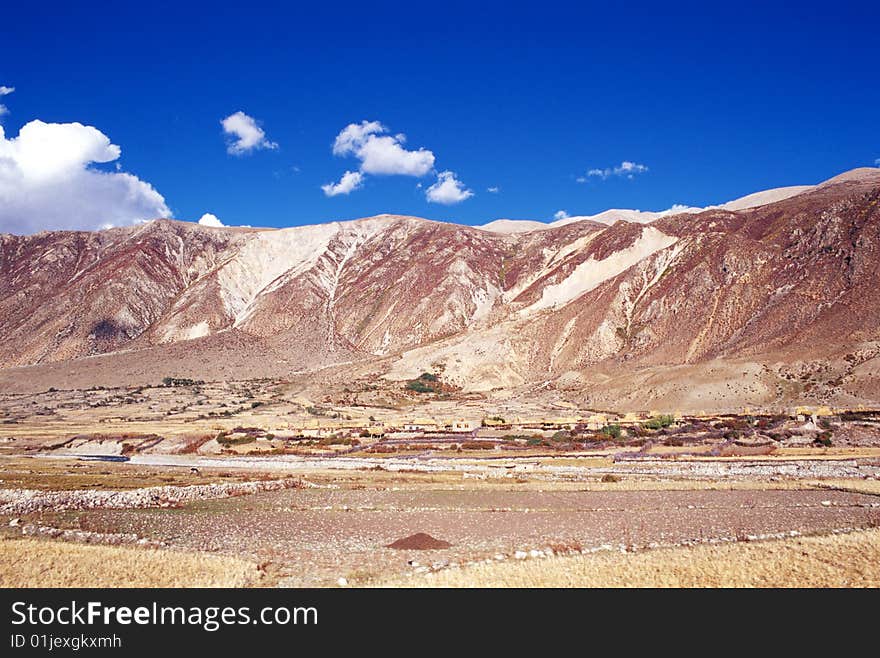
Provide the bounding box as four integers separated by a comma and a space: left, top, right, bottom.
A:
875, 158, 880, 166
553, 210, 569, 221
0, 120, 171, 234
198, 212, 224, 227
221, 111, 278, 155
321, 170, 364, 197
331, 120, 434, 176
582, 161, 649, 180
326, 120, 472, 203
0, 85, 13, 118
425, 170, 474, 205
487, 186, 500, 193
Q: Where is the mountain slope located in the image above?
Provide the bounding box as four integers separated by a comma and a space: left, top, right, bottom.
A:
1, 168, 879, 411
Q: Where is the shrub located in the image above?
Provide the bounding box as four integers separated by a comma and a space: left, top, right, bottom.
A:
599, 424, 622, 439
814, 431, 833, 447
643, 415, 675, 430
601, 474, 621, 483
406, 380, 434, 393
162, 377, 203, 387
216, 433, 256, 447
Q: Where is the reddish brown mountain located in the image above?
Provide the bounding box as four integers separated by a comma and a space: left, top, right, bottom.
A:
2, 168, 879, 411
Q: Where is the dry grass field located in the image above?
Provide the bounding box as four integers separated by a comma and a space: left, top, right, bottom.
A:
380, 528, 880, 588
0, 538, 266, 587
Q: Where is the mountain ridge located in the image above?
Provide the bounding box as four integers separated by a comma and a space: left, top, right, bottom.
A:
2, 167, 879, 412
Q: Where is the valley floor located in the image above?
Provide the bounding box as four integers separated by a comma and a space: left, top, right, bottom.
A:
1, 452, 879, 587
2, 382, 879, 587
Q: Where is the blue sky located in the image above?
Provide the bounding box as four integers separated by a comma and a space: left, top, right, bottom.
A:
1, 1, 878, 232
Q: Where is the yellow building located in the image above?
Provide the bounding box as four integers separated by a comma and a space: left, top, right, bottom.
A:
584, 413, 608, 430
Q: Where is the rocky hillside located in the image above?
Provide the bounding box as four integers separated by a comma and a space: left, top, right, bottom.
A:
2, 168, 879, 410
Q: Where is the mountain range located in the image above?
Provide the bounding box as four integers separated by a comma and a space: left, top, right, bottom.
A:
2, 167, 879, 412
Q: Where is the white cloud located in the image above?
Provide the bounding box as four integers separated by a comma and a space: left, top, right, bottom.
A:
331, 120, 434, 176
332, 120, 384, 156
425, 170, 474, 205
487, 186, 499, 193
875, 158, 880, 166
0, 85, 13, 119
553, 210, 569, 221
322, 170, 364, 197
221, 111, 278, 155
0, 120, 170, 234
585, 161, 649, 180
198, 212, 224, 227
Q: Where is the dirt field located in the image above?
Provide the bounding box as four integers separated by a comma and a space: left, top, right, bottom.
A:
13, 485, 876, 587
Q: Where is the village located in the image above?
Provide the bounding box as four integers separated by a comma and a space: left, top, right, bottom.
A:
207, 404, 860, 457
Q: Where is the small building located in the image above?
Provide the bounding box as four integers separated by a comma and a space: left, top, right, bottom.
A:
403, 418, 439, 432
582, 413, 608, 430
451, 418, 480, 432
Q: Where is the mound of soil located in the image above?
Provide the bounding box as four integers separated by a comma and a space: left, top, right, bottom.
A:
386, 533, 452, 550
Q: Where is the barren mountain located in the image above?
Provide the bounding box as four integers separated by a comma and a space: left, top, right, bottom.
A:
1, 168, 879, 412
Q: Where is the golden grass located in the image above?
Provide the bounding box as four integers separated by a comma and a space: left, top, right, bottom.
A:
380, 529, 880, 588
808, 479, 880, 496
0, 538, 266, 588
